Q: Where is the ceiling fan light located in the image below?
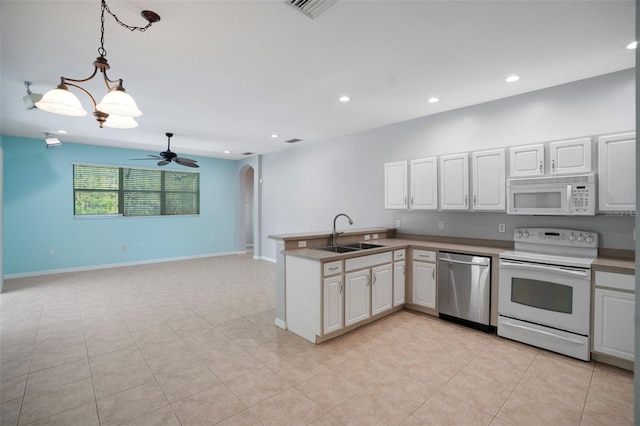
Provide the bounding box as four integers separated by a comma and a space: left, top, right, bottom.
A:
97, 88, 142, 117
103, 114, 139, 129
35, 87, 88, 116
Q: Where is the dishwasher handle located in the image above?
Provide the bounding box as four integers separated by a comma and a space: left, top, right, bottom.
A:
439, 258, 490, 267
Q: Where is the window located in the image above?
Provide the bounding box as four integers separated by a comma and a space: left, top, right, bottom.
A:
74, 164, 199, 216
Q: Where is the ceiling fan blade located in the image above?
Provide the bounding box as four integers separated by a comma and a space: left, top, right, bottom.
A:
175, 158, 200, 168
131, 156, 162, 160
157, 160, 170, 166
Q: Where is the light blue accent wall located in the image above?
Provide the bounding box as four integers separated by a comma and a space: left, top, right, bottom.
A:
3, 136, 238, 276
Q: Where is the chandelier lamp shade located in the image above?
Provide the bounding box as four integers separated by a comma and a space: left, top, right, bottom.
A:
35, 0, 160, 129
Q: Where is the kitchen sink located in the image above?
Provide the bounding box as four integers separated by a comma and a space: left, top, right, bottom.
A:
314, 242, 385, 253
315, 245, 360, 253
341, 242, 386, 250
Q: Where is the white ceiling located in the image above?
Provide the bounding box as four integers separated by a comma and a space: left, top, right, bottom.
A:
1, 0, 635, 160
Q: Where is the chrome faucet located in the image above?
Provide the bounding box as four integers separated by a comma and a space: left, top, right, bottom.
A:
332, 213, 354, 247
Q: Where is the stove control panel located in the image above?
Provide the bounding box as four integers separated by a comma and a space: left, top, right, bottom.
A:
513, 228, 598, 248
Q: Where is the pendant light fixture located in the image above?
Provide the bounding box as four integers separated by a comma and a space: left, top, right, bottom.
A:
36, 0, 160, 129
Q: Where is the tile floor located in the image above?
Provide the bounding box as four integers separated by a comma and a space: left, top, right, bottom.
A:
0, 254, 634, 425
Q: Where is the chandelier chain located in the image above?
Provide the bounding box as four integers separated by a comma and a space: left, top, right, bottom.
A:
98, 0, 155, 57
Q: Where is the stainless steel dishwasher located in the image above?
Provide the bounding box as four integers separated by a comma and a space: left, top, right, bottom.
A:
437, 252, 491, 331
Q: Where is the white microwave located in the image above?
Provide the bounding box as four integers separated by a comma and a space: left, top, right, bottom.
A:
507, 174, 596, 216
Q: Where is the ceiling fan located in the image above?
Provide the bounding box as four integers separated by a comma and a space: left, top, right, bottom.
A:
131, 132, 199, 168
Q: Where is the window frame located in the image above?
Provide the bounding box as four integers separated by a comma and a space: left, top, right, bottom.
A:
73, 163, 200, 218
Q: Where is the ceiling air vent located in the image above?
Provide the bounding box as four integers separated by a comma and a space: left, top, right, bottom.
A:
284, 138, 302, 144
285, 0, 336, 19
241, 152, 254, 156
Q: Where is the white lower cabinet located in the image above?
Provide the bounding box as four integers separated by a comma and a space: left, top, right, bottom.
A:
372, 264, 393, 315
345, 269, 371, 326
412, 250, 437, 309
323, 275, 343, 334
393, 260, 406, 306
593, 271, 635, 362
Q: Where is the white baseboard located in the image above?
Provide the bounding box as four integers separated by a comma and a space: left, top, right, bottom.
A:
274, 318, 287, 330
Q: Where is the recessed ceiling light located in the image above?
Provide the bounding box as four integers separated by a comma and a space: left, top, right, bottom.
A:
339, 95, 351, 102
224, 150, 231, 154
270, 134, 279, 138
626, 41, 637, 50
505, 75, 521, 83
428, 97, 439, 103
57, 130, 68, 134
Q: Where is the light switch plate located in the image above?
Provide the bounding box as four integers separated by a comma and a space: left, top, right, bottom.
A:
438, 221, 444, 229
499, 223, 506, 233
364, 235, 371, 240
395, 219, 401, 227
298, 241, 307, 248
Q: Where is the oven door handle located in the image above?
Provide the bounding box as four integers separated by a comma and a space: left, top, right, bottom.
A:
501, 320, 585, 345
499, 260, 589, 278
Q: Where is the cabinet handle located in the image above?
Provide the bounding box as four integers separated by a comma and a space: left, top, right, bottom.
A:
367, 275, 371, 287
432, 269, 435, 279
404, 196, 407, 206
473, 194, 477, 206
329, 266, 338, 271
464, 194, 468, 206
372, 274, 376, 285
551, 159, 555, 172
411, 196, 414, 206
339, 282, 342, 294
539, 161, 543, 173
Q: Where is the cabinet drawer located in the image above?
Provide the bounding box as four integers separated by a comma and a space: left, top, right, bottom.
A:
595, 271, 635, 292
413, 249, 436, 262
323, 261, 343, 276
345, 252, 393, 272
393, 249, 405, 261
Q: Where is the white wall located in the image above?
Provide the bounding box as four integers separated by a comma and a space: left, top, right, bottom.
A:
261, 69, 635, 259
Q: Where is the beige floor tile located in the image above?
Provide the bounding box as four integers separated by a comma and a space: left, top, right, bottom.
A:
97, 382, 169, 426
330, 389, 409, 426
581, 393, 633, 425
442, 369, 512, 415
85, 330, 136, 358
369, 372, 435, 413
308, 413, 345, 425
268, 353, 333, 385
0, 398, 22, 426
171, 384, 246, 425
215, 409, 263, 425
120, 405, 181, 426
225, 366, 290, 407
130, 325, 190, 360
27, 402, 99, 426
1, 342, 35, 366
0, 374, 27, 404
480, 337, 538, 370
588, 363, 634, 408
496, 392, 580, 425
399, 415, 429, 425
460, 353, 527, 391
92, 362, 156, 400
413, 392, 494, 425
0, 357, 31, 382
25, 359, 90, 396
29, 343, 87, 373
19, 377, 95, 425
89, 346, 146, 376
147, 350, 222, 403
332, 356, 394, 388
296, 371, 363, 411
250, 387, 325, 426
208, 351, 264, 382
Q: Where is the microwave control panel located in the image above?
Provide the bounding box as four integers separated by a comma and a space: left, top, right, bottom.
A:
570, 184, 595, 215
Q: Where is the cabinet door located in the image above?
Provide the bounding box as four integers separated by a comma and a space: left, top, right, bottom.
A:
472, 149, 506, 211
410, 157, 438, 210
323, 276, 343, 334
412, 261, 436, 309
593, 288, 635, 361
372, 264, 392, 315
509, 144, 544, 177
345, 270, 371, 326
393, 261, 405, 306
549, 138, 592, 175
384, 161, 408, 209
439, 153, 469, 210
598, 133, 636, 212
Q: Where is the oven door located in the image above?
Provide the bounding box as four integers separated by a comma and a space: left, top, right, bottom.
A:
507, 184, 571, 215
498, 258, 590, 335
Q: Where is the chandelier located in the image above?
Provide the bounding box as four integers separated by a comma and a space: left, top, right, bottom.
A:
35, 0, 160, 129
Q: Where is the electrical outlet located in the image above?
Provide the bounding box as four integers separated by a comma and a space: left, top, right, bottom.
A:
372, 234, 379, 239
499, 223, 506, 233
438, 221, 444, 230
140, 243, 145, 249
122, 244, 127, 251
48, 249, 54, 257
395, 219, 401, 228
364, 235, 371, 241
298, 240, 307, 248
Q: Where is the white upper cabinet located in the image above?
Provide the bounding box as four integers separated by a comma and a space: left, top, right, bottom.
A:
439, 153, 469, 210
472, 149, 506, 211
598, 132, 636, 212
409, 157, 438, 210
384, 161, 408, 209
549, 138, 592, 175
509, 144, 544, 177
